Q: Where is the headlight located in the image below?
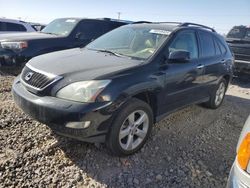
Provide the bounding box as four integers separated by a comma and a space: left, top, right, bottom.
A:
56, 80, 111, 103
0, 41, 28, 50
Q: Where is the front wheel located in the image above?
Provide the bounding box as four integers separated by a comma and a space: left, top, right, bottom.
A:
204, 78, 227, 109
106, 98, 153, 156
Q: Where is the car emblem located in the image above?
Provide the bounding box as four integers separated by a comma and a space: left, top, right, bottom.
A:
24, 72, 34, 81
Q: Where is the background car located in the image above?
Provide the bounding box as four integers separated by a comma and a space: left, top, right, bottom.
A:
12, 22, 234, 156
226, 25, 250, 74
0, 18, 36, 33
227, 115, 250, 188
0, 18, 130, 74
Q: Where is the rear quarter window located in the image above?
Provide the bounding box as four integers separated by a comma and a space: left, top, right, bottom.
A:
198, 31, 215, 57
213, 37, 227, 55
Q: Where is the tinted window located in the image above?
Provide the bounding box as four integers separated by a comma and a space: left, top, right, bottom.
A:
169, 31, 198, 59
101, 22, 124, 34
213, 38, 221, 55
217, 40, 227, 54
199, 32, 215, 57
5, 22, 26, 31
0, 22, 4, 31
76, 21, 105, 40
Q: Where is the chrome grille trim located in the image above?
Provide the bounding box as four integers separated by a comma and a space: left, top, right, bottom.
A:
20, 64, 62, 91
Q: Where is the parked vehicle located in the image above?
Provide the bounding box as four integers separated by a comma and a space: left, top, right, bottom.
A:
0, 18, 129, 74
227, 115, 250, 188
12, 22, 234, 156
0, 18, 36, 34
226, 25, 250, 73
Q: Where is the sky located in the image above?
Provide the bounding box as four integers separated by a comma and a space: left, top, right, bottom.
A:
0, 0, 250, 34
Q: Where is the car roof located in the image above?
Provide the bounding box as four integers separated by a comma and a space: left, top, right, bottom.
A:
0, 18, 28, 24
51, 17, 132, 24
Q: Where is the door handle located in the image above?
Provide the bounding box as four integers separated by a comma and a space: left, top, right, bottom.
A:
220, 59, 226, 64
196, 64, 204, 69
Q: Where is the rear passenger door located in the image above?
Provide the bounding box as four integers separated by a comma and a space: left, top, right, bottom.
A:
198, 31, 226, 92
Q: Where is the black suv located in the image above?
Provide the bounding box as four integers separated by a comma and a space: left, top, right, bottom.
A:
12, 22, 234, 156
0, 18, 129, 74
226, 25, 250, 73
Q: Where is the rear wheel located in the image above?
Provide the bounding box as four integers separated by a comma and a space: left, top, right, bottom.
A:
204, 78, 227, 109
106, 98, 153, 156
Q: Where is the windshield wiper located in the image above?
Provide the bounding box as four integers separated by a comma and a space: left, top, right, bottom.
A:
88, 48, 144, 60
39, 31, 60, 36
97, 49, 130, 58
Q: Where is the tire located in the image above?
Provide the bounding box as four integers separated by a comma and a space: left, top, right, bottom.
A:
106, 98, 153, 156
203, 78, 227, 109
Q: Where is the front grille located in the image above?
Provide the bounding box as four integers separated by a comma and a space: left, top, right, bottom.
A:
21, 65, 57, 90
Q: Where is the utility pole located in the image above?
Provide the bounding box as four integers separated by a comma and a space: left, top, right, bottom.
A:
117, 12, 121, 20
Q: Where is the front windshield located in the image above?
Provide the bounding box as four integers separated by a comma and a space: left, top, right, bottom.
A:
87, 25, 170, 59
41, 18, 79, 36
227, 27, 250, 39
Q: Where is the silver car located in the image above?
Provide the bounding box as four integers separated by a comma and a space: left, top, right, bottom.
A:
227, 115, 250, 188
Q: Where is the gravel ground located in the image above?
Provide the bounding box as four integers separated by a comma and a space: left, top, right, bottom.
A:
0, 74, 249, 188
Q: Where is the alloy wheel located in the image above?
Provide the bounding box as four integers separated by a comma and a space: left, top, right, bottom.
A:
118, 110, 149, 151
215, 82, 226, 106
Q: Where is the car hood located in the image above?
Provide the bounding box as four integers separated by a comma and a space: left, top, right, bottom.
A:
27, 48, 143, 80
0, 32, 60, 41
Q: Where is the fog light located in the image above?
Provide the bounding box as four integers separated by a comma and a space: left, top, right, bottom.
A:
65, 121, 91, 129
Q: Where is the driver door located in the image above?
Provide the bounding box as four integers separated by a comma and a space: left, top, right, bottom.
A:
161, 30, 205, 113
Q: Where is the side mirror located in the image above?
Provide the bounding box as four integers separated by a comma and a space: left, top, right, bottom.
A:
168, 50, 190, 63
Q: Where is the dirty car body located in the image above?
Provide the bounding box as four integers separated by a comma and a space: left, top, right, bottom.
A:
12, 22, 234, 155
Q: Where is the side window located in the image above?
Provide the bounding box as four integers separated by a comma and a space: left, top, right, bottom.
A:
106, 22, 124, 32
213, 38, 221, 55
199, 32, 215, 57
217, 40, 227, 54
76, 21, 104, 40
0, 22, 4, 31
168, 31, 198, 59
5, 22, 26, 31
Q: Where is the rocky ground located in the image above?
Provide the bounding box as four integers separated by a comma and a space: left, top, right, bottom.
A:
0, 74, 249, 188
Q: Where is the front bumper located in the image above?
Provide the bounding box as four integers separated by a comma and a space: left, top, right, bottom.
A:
12, 77, 114, 143
227, 160, 250, 188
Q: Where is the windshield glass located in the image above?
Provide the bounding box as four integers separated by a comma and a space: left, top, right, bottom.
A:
41, 18, 79, 36
227, 27, 250, 39
87, 25, 170, 59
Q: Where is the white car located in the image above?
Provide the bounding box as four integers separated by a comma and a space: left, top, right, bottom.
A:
0, 18, 36, 33
227, 115, 250, 188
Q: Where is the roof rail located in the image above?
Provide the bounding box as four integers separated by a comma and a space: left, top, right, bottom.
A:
132, 21, 152, 24
101, 18, 133, 24
180, 22, 216, 32
158, 22, 182, 25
